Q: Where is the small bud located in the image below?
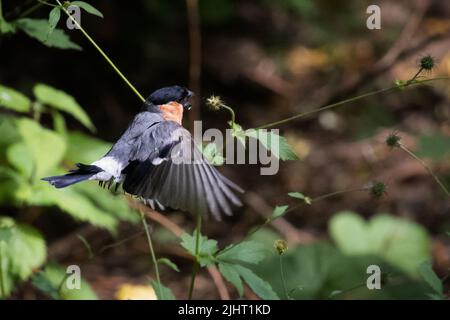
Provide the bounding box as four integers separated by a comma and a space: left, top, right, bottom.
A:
368, 181, 387, 199
274, 239, 288, 255
419, 55, 435, 71
385, 132, 401, 148
206, 95, 224, 111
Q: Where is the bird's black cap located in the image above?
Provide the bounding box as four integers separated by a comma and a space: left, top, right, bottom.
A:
145, 85, 193, 111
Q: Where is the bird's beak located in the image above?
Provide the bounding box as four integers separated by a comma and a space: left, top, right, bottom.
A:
183, 90, 194, 111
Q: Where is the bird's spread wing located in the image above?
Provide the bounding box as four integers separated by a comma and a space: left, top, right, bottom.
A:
122, 122, 243, 220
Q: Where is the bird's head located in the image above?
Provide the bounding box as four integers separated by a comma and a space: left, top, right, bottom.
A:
144, 86, 193, 124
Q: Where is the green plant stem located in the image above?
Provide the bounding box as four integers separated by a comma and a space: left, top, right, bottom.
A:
0, 242, 5, 298
257, 77, 449, 129
55, 0, 145, 103
222, 104, 236, 126
399, 143, 450, 196
311, 188, 366, 202
187, 213, 202, 300
141, 212, 163, 299
279, 255, 289, 300
56, 271, 71, 299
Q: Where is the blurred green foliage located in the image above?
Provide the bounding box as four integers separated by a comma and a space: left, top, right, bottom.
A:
0, 83, 138, 298
250, 211, 439, 299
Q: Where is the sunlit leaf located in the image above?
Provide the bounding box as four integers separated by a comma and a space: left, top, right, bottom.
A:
71, 1, 104, 18
0, 85, 31, 112
218, 262, 243, 296
217, 241, 268, 265
16, 118, 66, 179
271, 205, 288, 219
180, 231, 218, 267
16, 19, 81, 50
47, 7, 61, 39
33, 84, 94, 131
245, 129, 298, 161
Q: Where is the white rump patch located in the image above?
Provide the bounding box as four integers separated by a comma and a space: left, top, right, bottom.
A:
91, 156, 122, 178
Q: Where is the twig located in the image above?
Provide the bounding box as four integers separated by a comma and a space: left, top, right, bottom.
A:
55, 0, 145, 103
256, 77, 449, 129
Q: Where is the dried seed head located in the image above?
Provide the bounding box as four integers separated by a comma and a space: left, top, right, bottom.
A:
419, 55, 435, 71
368, 181, 387, 199
206, 95, 224, 111
386, 132, 401, 148
274, 239, 288, 255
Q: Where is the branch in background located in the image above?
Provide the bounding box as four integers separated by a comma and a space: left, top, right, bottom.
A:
186, 0, 202, 130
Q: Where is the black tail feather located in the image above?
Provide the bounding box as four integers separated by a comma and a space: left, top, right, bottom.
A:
42, 163, 103, 188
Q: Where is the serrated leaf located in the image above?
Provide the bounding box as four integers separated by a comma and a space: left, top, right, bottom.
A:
0, 85, 31, 112
271, 205, 288, 219
150, 280, 176, 300
157, 258, 179, 272
234, 265, 279, 300
217, 241, 267, 265
218, 262, 243, 296
16, 118, 66, 179
47, 7, 61, 39
245, 129, 298, 161
71, 1, 104, 18
16, 18, 81, 50
288, 192, 311, 204
33, 84, 94, 131
419, 261, 443, 296
180, 231, 218, 267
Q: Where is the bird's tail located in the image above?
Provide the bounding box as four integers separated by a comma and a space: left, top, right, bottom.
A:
42, 163, 102, 188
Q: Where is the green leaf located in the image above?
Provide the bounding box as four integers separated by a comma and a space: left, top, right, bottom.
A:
0, 85, 31, 112
150, 280, 176, 300
180, 231, 218, 267
329, 212, 431, 275
218, 262, 243, 296
0, 216, 46, 298
217, 241, 268, 265
234, 265, 279, 300
6, 142, 34, 178
71, 1, 104, 18
65, 132, 111, 164
271, 205, 288, 219
419, 261, 443, 296
245, 129, 298, 161
32, 262, 98, 300
47, 7, 61, 39
230, 122, 246, 146
288, 192, 312, 205
27, 182, 119, 232
16, 18, 81, 50
33, 84, 94, 131
157, 258, 179, 272
16, 118, 66, 179
201, 143, 225, 166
